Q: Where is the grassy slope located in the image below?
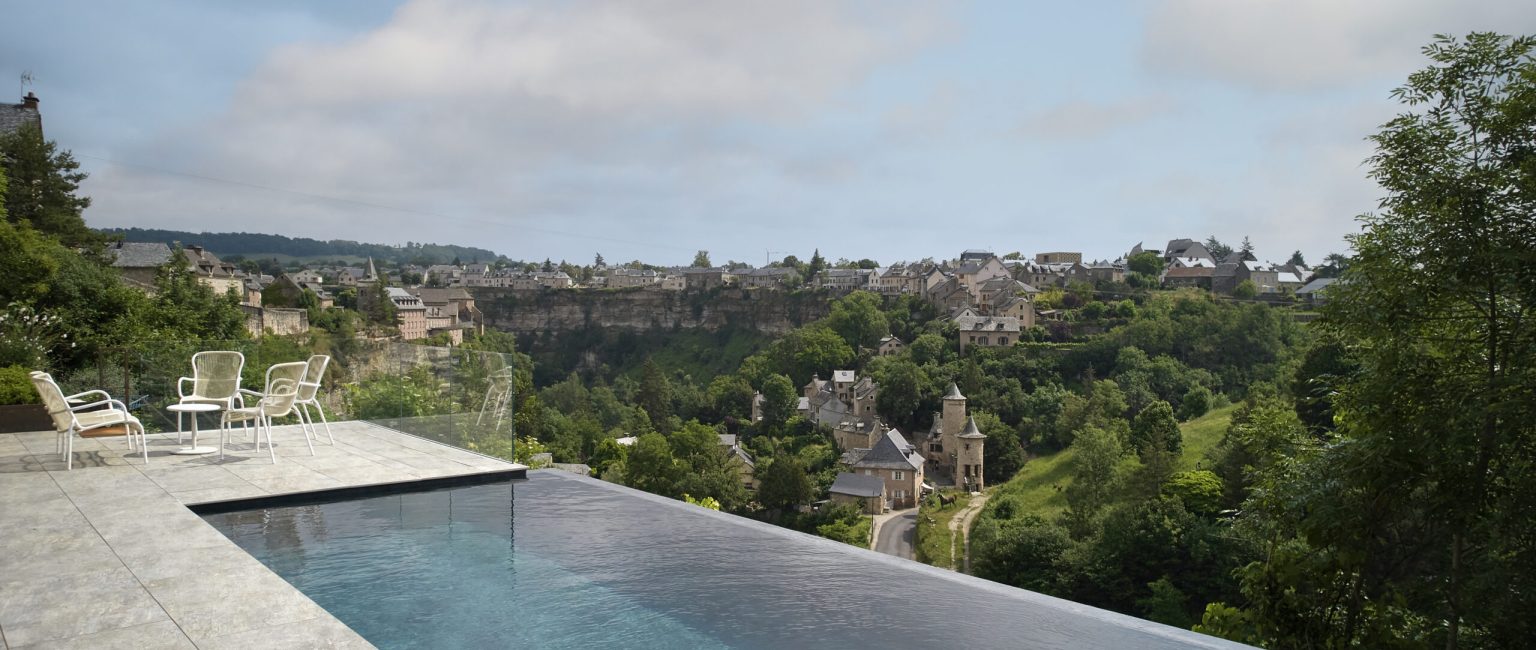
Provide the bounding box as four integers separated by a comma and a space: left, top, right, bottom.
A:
990, 403, 1239, 519
915, 493, 973, 567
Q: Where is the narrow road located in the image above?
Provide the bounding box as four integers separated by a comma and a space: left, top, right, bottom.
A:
874, 509, 917, 560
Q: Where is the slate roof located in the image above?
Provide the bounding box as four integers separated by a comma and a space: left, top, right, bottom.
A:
848, 429, 923, 471
107, 242, 172, 269
1297, 277, 1339, 294
944, 383, 965, 400
0, 94, 41, 136
958, 416, 986, 440
830, 472, 887, 498
954, 313, 1021, 333
832, 370, 856, 383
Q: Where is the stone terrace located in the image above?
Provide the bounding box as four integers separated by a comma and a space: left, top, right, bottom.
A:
0, 421, 524, 649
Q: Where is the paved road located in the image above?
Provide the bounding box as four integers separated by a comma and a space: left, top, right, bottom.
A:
874, 509, 917, 560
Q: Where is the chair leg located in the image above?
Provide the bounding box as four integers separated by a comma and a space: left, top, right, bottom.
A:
263, 416, 277, 464
136, 423, 149, 465
177, 411, 185, 444
313, 401, 334, 445
65, 431, 74, 470
301, 416, 315, 456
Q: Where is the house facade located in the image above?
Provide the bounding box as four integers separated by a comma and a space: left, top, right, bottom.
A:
840, 429, 925, 509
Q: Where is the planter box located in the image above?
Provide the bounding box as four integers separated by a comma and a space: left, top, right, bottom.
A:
0, 403, 52, 434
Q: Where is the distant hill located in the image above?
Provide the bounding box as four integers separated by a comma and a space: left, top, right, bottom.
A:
99, 228, 507, 265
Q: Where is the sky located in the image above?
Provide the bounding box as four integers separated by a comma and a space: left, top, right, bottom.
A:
6, 0, 1536, 267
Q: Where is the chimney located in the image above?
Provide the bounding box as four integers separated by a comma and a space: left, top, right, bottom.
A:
21, 92, 38, 110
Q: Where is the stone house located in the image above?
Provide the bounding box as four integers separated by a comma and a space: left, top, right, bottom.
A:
683, 267, 733, 290
1163, 239, 1214, 264
992, 295, 1036, 327
740, 267, 797, 289
920, 384, 986, 492
1015, 260, 1073, 288
960, 249, 994, 262
386, 287, 428, 340
658, 274, 686, 291
1162, 266, 1215, 290
409, 287, 483, 335
952, 308, 1021, 352
954, 256, 1011, 302
608, 268, 658, 288
877, 336, 905, 356
424, 265, 462, 287
1035, 252, 1082, 264
1, 92, 42, 136
829, 472, 887, 514
719, 434, 757, 490
106, 241, 173, 290
1297, 277, 1339, 306
182, 246, 243, 297
1085, 262, 1126, 284
840, 429, 925, 509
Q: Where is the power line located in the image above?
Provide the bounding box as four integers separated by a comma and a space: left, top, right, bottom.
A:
74, 153, 693, 253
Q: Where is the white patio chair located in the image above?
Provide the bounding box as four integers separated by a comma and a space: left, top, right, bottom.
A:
220, 361, 311, 463
294, 355, 334, 445
177, 351, 245, 443
29, 371, 148, 470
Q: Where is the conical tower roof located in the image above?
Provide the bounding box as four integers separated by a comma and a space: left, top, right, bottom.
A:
944, 382, 966, 400
958, 415, 985, 439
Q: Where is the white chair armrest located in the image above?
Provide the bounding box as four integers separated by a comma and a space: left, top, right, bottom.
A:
65, 389, 112, 403
177, 377, 195, 398
69, 398, 127, 412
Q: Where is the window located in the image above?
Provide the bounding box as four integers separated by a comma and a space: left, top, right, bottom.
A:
864, 469, 874, 476
894, 490, 905, 500
964, 443, 971, 451
893, 471, 904, 480
979, 337, 989, 345
999, 337, 1009, 345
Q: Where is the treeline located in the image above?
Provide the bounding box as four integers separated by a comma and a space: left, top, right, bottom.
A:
98, 227, 504, 265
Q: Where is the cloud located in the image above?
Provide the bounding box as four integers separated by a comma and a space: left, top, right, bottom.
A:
1017, 95, 1174, 141
87, 0, 946, 260
1141, 0, 1536, 91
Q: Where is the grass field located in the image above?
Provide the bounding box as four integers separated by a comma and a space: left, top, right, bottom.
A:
989, 403, 1239, 519
915, 493, 972, 567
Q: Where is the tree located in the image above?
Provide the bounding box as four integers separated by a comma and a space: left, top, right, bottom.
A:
1314, 252, 1351, 278
1204, 236, 1233, 262
1129, 400, 1181, 456
1287, 250, 1306, 267
0, 124, 100, 249
692, 250, 712, 268
1238, 236, 1254, 257
594, 252, 605, 267
625, 432, 679, 496
976, 410, 1025, 485
1291, 33, 1536, 648
1176, 385, 1211, 421
1231, 279, 1257, 300
807, 248, 826, 280
757, 456, 814, 513
759, 374, 797, 430
705, 374, 754, 421
873, 358, 927, 431
635, 358, 673, 431
1127, 251, 1163, 276
1063, 424, 1123, 537
826, 290, 888, 349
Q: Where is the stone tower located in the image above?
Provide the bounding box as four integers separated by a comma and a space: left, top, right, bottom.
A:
956, 416, 986, 492
940, 382, 967, 455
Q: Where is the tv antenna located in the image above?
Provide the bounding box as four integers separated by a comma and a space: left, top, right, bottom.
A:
766, 250, 787, 266
20, 71, 33, 98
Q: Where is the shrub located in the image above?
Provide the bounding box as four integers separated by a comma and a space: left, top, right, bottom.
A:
0, 365, 39, 405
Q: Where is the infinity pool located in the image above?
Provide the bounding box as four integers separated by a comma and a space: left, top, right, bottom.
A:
201, 470, 1243, 649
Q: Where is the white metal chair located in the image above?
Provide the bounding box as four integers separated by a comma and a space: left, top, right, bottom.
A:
29, 371, 148, 469
294, 355, 334, 445
220, 361, 311, 463
176, 351, 245, 443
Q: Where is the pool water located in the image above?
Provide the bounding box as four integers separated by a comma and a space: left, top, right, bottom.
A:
202, 470, 1241, 649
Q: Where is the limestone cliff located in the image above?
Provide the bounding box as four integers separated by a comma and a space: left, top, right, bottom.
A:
472, 287, 831, 335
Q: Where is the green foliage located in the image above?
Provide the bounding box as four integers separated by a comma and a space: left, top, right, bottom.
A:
826, 291, 889, 349
1231, 279, 1257, 300
872, 358, 928, 431
1129, 400, 1181, 456
768, 325, 854, 383
624, 432, 679, 496
1127, 251, 1164, 276
758, 374, 797, 431
101, 227, 502, 266
1163, 470, 1222, 517
816, 513, 872, 547
1176, 385, 1212, 421
0, 365, 39, 404
0, 125, 99, 249
757, 455, 815, 512
1062, 424, 1124, 537
1137, 577, 1193, 629
692, 250, 711, 267
970, 513, 1073, 592
977, 410, 1026, 485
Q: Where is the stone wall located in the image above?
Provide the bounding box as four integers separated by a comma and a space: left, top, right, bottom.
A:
241, 305, 310, 337
472, 287, 831, 335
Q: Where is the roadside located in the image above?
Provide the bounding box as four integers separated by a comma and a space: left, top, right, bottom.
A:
871, 507, 918, 559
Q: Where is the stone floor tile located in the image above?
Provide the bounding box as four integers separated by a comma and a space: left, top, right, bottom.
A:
0, 567, 168, 647
11, 619, 194, 650
195, 615, 373, 650
144, 566, 328, 640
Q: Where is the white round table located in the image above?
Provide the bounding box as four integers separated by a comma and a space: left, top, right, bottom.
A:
167, 403, 222, 455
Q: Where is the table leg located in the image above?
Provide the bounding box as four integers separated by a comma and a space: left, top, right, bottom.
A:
173, 410, 219, 455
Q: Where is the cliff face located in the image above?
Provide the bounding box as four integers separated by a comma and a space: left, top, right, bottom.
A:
473, 287, 831, 335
